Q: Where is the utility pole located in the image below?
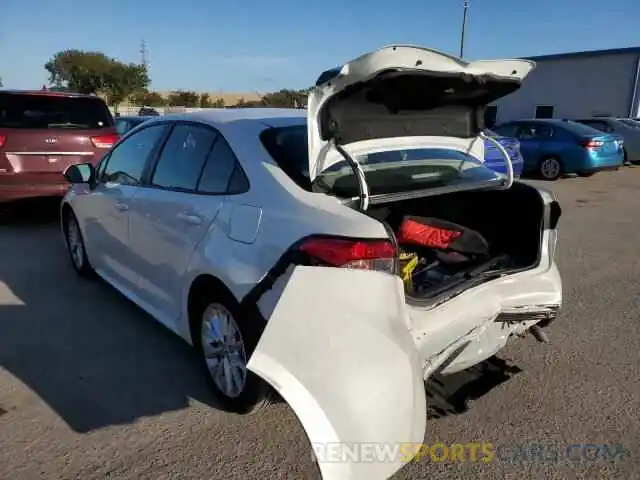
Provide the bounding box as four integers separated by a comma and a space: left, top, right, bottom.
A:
140, 39, 149, 70
459, 0, 469, 58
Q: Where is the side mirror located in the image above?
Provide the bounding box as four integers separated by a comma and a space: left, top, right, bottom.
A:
64, 163, 96, 186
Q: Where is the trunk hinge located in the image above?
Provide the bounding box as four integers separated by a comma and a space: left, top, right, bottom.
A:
315, 138, 370, 212
479, 131, 515, 189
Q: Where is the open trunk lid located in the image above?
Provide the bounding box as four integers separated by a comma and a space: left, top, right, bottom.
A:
306, 45, 535, 204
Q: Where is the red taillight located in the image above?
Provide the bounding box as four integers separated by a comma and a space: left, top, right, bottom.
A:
581, 139, 603, 149
298, 236, 397, 272
91, 134, 119, 149
0, 135, 5, 148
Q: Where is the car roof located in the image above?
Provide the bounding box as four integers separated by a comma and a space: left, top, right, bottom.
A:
0, 89, 103, 99
160, 108, 307, 128
118, 115, 152, 121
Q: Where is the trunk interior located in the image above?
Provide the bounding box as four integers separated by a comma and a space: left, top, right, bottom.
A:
367, 182, 545, 300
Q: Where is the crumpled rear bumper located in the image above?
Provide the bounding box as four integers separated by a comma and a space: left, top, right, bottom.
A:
410, 262, 562, 377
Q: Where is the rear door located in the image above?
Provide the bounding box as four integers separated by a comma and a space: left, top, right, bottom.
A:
0, 92, 117, 181
128, 123, 239, 322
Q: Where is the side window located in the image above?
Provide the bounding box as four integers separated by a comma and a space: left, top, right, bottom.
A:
101, 124, 168, 185
151, 124, 218, 191
534, 125, 554, 139
197, 136, 249, 194
516, 125, 535, 139
115, 119, 129, 135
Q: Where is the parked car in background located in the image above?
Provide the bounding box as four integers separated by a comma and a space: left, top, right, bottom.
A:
115, 115, 154, 135
483, 128, 524, 178
573, 117, 640, 164
0, 90, 118, 203
60, 45, 561, 480
138, 106, 160, 116
492, 119, 624, 180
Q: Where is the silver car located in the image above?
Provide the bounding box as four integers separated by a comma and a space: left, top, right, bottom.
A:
574, 117, 640, 164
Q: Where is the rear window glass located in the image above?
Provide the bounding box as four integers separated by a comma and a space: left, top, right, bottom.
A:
561, 120, 605, 136
260, 124, 502, 196
619, 119, 640, 128
0, 92, 114, 129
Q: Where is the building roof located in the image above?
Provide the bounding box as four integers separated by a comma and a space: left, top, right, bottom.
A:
524, 46, 640, 62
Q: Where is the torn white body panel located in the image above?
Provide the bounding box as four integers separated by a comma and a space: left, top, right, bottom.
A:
248, 266, 426, 480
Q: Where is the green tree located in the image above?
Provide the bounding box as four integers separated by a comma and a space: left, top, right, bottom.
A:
44, 50, 150, 109
45, 50, 113, 93
105, 62, 150, 109
168, 90, 199, 107
199, 93, 211, 108
261, 89, 309, 108
0, 76, 3, 87
211, 98, 225, 108
132, 91, 166, 107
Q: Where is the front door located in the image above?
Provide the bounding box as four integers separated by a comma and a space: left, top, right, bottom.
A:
81, 123, 170, 291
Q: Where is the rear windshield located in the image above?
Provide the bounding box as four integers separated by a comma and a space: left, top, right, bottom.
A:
0, 92, 114, 129
260, 124, 503, 196
561, 120, 606, 136
619, 119, 640, 129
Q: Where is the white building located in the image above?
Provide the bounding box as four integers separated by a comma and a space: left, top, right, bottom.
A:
487, 47, 640, 126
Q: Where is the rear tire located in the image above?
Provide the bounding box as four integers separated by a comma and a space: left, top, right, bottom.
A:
538, 157, 563, 181
63, 210, 95, 278
191, 289, 272, 414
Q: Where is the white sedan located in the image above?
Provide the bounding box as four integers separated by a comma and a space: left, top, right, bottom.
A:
61, 45, 562, 480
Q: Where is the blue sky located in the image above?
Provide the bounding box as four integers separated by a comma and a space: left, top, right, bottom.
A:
1, 0, 638, 92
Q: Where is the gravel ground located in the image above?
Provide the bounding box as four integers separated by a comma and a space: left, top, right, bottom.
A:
1, 169, 639, 479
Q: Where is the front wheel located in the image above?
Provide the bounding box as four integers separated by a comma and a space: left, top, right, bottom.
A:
193, 291, 272, 414
63, 210, 95, 277
538, 157, 563, 181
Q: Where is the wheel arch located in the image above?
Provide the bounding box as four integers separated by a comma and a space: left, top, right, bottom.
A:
186, 273, 241, 346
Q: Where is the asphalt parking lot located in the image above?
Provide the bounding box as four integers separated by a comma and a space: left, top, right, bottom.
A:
1, 169, 639, 480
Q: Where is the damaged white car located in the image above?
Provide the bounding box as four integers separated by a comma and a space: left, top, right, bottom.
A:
61, 45, 562, 480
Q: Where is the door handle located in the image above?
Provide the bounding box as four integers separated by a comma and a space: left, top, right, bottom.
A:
114, 202, 129, 212
177, 212, 202, 225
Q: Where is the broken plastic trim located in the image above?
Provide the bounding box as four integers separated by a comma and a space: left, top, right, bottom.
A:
239, 234, 396, 312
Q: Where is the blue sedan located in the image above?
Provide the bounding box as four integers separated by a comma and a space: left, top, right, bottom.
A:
493, 119, 624, 180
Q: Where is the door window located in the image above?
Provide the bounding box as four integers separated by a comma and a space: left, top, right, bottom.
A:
150, 124, 218, 191
100, 124, 169, 185
197, 136, 250, 194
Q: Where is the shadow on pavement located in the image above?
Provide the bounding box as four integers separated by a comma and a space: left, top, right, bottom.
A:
0, 201, 229, 433
1, 199, 513, 432
425, 356, 522, 419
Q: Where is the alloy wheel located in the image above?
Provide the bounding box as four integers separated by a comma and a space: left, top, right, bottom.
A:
540, 158, 561, 180
66, 217, 85, 270
200, 303, 248, 398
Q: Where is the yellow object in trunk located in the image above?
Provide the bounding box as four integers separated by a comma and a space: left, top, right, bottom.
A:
399, 253, 419, 290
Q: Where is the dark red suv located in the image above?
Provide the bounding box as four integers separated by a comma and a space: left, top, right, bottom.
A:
0, 90, 119, 203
